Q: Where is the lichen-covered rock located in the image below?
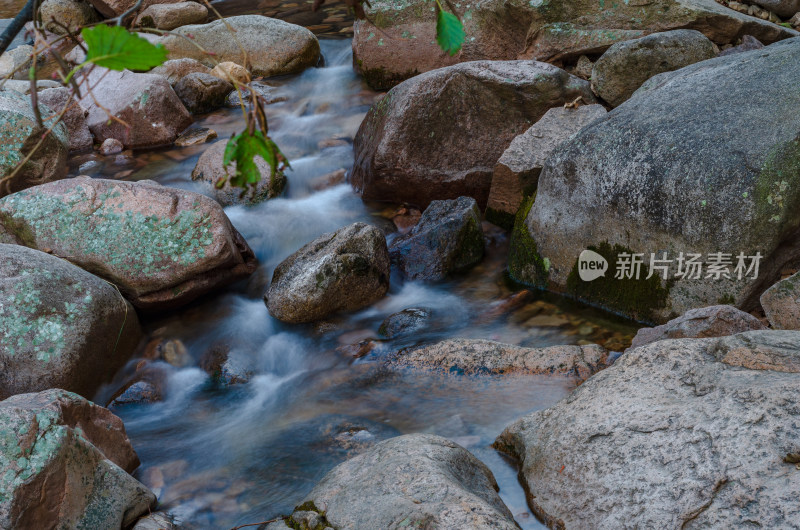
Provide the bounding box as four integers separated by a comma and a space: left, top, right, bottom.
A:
390, 196, 484, 281
495, 330, 800, 528
352, 0, 796, 90
630, 304, 766, 350
293, 434, 520, 530
191, 139, 286, 206
135, 1, 208, 30
760, 270, 800, 329
591, 30, 717, 107
352, 61, 596, 209
150, 57, 211, 85
0, 389, 155, 529
37, 87, 93, 151
173, 72, 232, 114
0, 177, 257, 310
159, 15, 320, 77
78, 68, 192, 148
390, 338, 609, 380
0, 88, 68, 197
266, 222, 390, 323
511, 37, 800, 323
0, 244, 141, 400
38, 0, 99, 34
486, 104, 606, 229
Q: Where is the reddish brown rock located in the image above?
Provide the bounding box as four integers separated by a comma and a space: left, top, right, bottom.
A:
760, 271, 800, 329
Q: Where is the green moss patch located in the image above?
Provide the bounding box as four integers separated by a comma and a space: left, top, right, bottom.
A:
507, 195, 549, 288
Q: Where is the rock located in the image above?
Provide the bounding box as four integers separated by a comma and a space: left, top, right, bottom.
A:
750, 0, 800, 17
0, 45, 34, 80
37, 87, 93, 151
0, 177, 257, 310
78, 68, 192, 148
109, 380, 162, 408
136, 1, 208, 30
132, 512, 179, 530
0, 389, 155, 529
173, 72, 233, 114
510, 37, 800, 323
486, 104, 606, 229
379, 308, 431, 339
495, 330, 800, 528
352, 0, 796, 90
718, 34, 765, 56
352, 61, 595, 209
87, 0, 183, 17
175, 126, 217, 146
760, 270, 800, 329
38, 0, 99, 34
390, 196, 484, 281
224, 80, 283, 107
0, 244, 141, 399
295, 434, 519, 530
266, 222, 390, 323
0, 88, 68, 198
0, 79, 62, 94
210, 61, 250, 85
150, 57, 211, 85
630, 305, 767, 349
200, 343, 254, 385
100, 137, 124, 155
390, 338, 609, 380
792, 12, 800, 28
591, 30, 717, 107
159, 15, 321, 77
191, 139, 286, 205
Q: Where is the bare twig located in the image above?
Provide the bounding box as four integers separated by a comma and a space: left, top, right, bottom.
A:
115, 0, 145, 27
228, 518, 280, 530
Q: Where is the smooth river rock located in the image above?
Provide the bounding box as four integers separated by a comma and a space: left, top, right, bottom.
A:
352, 60, 596, 209
495, 330, 800, 528
0, 177, 257, 310
266, 223, 390, 323
511, 37, 800, 323
0, 244, 141, 400
0, 389, 155, 529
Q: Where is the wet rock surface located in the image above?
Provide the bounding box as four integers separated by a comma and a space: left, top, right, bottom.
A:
495, 330, 800, 528
0, 389, 155, 529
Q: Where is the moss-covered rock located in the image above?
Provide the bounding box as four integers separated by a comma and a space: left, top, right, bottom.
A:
0, 177, 257, 310
0, 244, 141, 400
0, 389, 155, 529
516, 37, 800, 323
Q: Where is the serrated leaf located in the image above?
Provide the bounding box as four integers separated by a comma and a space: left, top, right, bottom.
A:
436, 10, 464, 56
81, 25, 167, 71
222, 130, 286, 189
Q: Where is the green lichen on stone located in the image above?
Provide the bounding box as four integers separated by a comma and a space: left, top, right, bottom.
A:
753, 138, 800, 229
565, 241, 671, 323
0, 184, 216, 277
507, 195, 549, 288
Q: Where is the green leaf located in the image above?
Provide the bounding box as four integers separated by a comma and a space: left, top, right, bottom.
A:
436, 10, 465, 56
222, 130, 287, 189
81, 25, 167, 71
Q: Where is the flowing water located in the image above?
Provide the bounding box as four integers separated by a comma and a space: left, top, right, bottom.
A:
72, 38, 639, 530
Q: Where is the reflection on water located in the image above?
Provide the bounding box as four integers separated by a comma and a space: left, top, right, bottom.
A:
79, 40, 640, 529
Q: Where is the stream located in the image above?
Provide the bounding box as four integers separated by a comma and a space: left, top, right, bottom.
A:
71, 34, 639, 530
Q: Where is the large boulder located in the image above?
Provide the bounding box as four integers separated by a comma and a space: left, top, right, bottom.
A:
495, 330, 800, 528
390, 338, 609, 380
510, 37, 800, 323
0, 389, 155, 529
630, 304, 766, 349
0, 88, 68, 198
191, 139, 286, 206
78, 68, 192, 148
760, 270, 800, 329
159, 15, 320, 78
352, 61, 596, 209
0, 177, 257, 310
0, 244, 141, 400
135, 1, 208, 30
486, 104, 606, 229
352, 0, 796, 90
37, 87, 93, 151
173, 72, 232, 114
279, 434, 520, 530
591, 29, 717, 107
266, 222, 390, 323
390, 196, 484, 281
